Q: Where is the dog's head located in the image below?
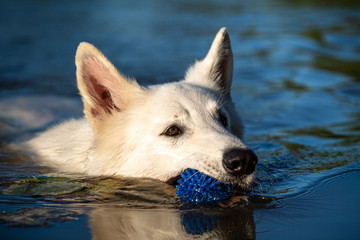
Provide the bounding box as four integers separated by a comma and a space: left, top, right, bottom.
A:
75, 28, 258, 189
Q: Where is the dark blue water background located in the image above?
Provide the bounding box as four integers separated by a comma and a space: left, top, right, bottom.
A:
0, 0, 359, 239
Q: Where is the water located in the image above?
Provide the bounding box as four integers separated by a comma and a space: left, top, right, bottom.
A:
1, 0, 360, 239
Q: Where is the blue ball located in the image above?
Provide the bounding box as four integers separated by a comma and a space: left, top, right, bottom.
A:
175, 169, 231, 205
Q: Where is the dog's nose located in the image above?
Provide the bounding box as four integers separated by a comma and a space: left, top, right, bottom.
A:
222, 148, 258, 176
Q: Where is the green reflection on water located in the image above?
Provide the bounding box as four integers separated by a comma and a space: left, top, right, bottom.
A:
280, 0, 360, 7
314, 55, 360, 82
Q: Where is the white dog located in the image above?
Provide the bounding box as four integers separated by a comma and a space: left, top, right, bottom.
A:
27, 28, 258, 188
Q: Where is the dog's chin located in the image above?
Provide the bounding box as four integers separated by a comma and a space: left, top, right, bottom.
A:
166, 170, 255, 192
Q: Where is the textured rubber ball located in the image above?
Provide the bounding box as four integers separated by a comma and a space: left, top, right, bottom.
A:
175, 169, 231, 205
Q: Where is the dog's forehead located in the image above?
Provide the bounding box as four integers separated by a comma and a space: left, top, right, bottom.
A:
149, 82, 219, 112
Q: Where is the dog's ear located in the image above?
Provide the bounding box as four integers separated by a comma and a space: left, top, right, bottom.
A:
75, 42, 142, 131
185, 27, 233, 99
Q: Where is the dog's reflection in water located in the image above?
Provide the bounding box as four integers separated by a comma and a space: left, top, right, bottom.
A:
89, 206, 255, 240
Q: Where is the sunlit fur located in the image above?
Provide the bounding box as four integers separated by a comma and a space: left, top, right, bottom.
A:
27, 28, 255, 188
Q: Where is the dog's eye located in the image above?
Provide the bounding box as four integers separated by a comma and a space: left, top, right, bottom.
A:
219, 113, 228, 128
165, 125, 182, 137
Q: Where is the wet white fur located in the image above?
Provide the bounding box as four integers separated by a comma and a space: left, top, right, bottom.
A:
26, 28, 254, 187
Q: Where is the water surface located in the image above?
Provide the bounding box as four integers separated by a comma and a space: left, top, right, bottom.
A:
0, 0, 360, 239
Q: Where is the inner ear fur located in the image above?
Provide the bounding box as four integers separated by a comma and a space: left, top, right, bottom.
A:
75, 42, 141, 131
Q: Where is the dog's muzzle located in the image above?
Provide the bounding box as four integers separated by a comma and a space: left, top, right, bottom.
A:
222, 148, 258, 176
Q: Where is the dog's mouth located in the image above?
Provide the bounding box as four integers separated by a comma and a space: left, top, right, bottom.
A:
166, 169, 252, 193
166, 175, 182, 186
